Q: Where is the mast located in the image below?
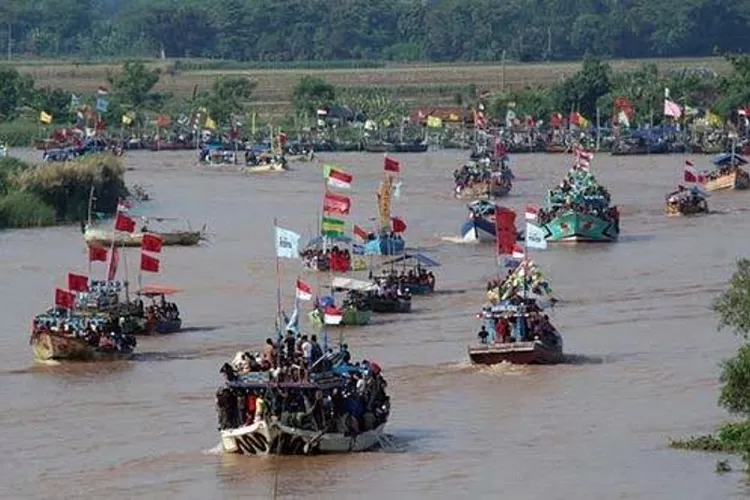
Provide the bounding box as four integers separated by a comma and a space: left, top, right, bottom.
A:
273, 217, 283, 336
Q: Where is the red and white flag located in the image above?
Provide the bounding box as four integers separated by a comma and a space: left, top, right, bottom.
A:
683, 160, 706, 184
296, 279, 313, 301
512, 244, 525, 259
525, 205, 539, 221
323, 192, 351, 215
327, 168, 353, 189
353, 224, 369, 241
323, 306, 344, 325
664, 99, 682, 119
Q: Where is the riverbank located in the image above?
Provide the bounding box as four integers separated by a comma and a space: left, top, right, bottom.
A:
0, 154, 128, 229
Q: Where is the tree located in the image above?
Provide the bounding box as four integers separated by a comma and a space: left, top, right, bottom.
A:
107, 61, 161, 108
199, 76, 256, 124
557, 55, 613, 120
0, 67, 23, 120
34, 87, 71, 123
292, 76, 335, 117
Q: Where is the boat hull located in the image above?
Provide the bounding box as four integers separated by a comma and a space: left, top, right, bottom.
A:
455, 183, 510, 200
665, 201, 708, 217
370, 297, 411, 313
404, 283, 434, 296
468, 341, 563, 365
243, 162, 287, 173
31, 332, 133, 362
363, 237, 405, 256
84, 229, 201, 247
144, 318, 183, 335
705, 171, 750, 192
540, 211, 619, 243
459, 217, 496, 243
309, 309, 372, 327
220, 420, 386, 455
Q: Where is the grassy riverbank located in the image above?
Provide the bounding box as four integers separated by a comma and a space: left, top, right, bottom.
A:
0, 155, 128, 229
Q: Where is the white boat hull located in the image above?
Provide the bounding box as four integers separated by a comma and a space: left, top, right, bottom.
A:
220, 420, 386, 455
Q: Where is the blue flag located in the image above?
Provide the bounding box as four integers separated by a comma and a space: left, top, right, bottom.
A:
274, 226, 300, 259
95, 98, 109, 112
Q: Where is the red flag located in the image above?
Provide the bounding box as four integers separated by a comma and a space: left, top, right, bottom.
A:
115, 213, 136, 232
54, 288, 76, 309
684, 161, 706, 184
67, 273, 89, 292
107, 247, 119, 280
494, 206, 517, 256
140, 253, 160, 273
141, 233, 163, 253
391, 216, 407, 233
353, 224, 369, 241
88, 246, 108, 262
323, 192, 351, 215
384, 156, 400, 173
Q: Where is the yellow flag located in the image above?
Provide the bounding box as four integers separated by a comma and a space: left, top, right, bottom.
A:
448, 113, 460, 121
426, 116, 443, 128
205, 117, 216, 130
121, 114, 133, 125
707, 111, 723, 127
39, 111, 52, 124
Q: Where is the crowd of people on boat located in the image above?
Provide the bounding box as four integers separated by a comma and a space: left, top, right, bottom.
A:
535, 168, 618, 225
453, 161, 513, 195
477, 306, 560, 347
142, 297, 181, 325
31, 311, 137, 351
666, 185, 708, 211
705, 164, 749, 181
375, 267, 435, 293
300, 246, 351, 272
216, 341, 390, 436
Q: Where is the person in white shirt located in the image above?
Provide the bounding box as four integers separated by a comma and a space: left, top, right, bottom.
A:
301, 335, 312, 367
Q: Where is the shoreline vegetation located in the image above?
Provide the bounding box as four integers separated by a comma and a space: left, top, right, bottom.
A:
669, 260, 750, 473
0, 155, 127, 230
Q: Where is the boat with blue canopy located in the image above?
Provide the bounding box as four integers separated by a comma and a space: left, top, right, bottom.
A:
377, 252, 439, 295
702, 153, 750, 191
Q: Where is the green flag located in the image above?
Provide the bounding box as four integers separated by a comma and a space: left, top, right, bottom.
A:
322, 216, 345, 236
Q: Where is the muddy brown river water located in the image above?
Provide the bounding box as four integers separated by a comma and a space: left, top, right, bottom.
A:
1, 148, 748, 499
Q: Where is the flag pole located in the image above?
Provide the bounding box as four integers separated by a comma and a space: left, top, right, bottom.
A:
107, 201, 120, 281
273, 218, 283, 336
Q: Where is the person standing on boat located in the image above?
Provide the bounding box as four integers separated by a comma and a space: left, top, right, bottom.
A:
477, 325, 489, 344
301, 335, 313, 368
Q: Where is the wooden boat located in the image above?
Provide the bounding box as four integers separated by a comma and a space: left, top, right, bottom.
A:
455, 181, 511, 200
30, 331, 135, 362
138, 286, 184, 335
378, 252, 440, 296
369, 294, 411, 313
665, 197, 708, 217
468, 340, 563, 365
84, 227, 203, 247
309, 307, 371, 327
704, 170, 750, 191
243, 160, 288, 173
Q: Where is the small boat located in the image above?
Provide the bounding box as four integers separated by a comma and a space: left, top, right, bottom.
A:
368, 292, 412, 313
243, 159, 288, 173
84, 223, 204, 248
137, 285, 183, 334
665, 186, 709, 217
308, 278, 373, 327
378, 252, 440, 295
459, 200, 524, 243
216, 348, 390, 455
467, 301, 563, 365
703, 153, 750, 191
454, 159, 514, 200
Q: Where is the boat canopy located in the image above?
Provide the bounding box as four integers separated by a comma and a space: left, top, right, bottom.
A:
381, 252, 440, 268
305, 234, 353, 249
139, 285, 183, 297
330, 276, 377, 292
711, 153, 748, 167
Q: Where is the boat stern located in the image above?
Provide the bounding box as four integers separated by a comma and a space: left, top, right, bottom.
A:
543, 212, 618, 242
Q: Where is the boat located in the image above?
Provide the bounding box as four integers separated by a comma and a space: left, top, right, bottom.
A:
30, 306, 137, 362
243, 158, 288, 173
309, 280, 372, 327
300, 235, 367, 272
665, 186, 709, 217
360, 170, 407, 256
368, 291, 412, 313
216, 347, 390, 455
137, 285, 183, 334
459, 200, 524, 243
84, 220, 205, 248
703, 153, 750, 191
529, 159, 620, 243
454, 157, 514, 200
378, 253, 440, 295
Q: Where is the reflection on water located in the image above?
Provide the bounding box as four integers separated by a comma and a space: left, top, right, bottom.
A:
0, 149, 746, 499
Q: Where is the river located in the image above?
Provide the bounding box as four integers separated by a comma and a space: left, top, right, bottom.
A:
0, 148, 747, 499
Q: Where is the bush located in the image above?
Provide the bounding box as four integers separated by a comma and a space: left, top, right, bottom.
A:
0, 191, 55, 228
0, 120, 43, 147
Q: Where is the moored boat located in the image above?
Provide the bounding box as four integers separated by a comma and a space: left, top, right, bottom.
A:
84, 218, 205, 248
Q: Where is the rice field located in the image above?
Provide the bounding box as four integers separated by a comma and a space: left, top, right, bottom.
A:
9, 57, 730, 112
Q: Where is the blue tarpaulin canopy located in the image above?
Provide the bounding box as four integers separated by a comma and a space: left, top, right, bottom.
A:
711, 153, 747, 167
381, 252, 440, 268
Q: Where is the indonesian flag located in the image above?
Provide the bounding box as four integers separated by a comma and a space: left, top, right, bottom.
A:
323, 192, 351, 215
684, 160, 706, 184
353, 224, 369, 241
512, 244, 525, 259
323, 306, 344, 325
327, 168, 353, 189
525, 205, 539, 221
296, 279, 312, 301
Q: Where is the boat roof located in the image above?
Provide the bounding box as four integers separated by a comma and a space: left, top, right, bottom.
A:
305, 235, 353, 248
711, 153, 747, 167
138, 285, 183, 297
331, 276, 377, 291
381, 252, 440, 267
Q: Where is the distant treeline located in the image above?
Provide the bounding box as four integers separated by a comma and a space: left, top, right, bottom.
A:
0, 0, 748, 62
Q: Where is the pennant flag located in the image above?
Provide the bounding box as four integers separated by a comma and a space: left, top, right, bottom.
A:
141, 233, 163, 253
512, 244, 525, 259
525, 223, 548, 250
88, 246, 108, 262
384, 156, 401, 173
140, 253, 160, 273
107, 247, 119, 281
97, 86, 109, 96
323, 192, 351, 215
664, 99, 682, 118
322, 216, 345, 236
274, 226, 301, 259
525, 205, 539, 221
353, 224, 369, 241
114, 213, 136, 232
327, 168, 353, 189
684, 161, 706, 184
323, 306, 344, 325
39, 111, 53, 124
391, 216, 407, 233
67, 273, 89, 292
296, 279, 313, 301
55, 288, 76, 310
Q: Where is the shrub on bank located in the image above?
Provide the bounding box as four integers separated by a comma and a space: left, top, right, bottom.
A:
0, 120, 42, 147
0, 154, 128, 229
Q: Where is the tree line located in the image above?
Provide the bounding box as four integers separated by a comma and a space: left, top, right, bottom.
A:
1, 0, 750, 62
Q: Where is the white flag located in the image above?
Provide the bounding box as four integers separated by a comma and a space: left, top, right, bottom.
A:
274, 226, 300, 259
525, 223, 547, 250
